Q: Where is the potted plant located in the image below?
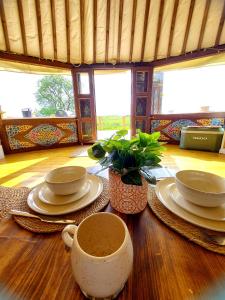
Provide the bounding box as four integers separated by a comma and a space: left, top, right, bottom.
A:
88, 130, 166, 214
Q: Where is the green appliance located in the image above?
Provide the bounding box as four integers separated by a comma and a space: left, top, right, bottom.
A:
180, 126, 224, 152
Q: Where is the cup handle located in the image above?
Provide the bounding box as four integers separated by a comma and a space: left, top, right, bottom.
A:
62, 225, 78, 249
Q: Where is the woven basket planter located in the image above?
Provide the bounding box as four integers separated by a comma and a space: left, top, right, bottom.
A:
108, 170, 148, 214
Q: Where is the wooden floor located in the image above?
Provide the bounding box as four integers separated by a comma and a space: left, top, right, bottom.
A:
0, 145, 225, 188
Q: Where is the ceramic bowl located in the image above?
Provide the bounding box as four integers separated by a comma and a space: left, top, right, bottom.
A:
45, 166, 87, 195
175, 170, 225, 207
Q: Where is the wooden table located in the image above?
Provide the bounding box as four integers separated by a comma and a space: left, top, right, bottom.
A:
1, 170, 225, 300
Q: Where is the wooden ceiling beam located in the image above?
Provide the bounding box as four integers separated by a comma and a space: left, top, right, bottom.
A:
117, 0, 124, 63
65, 0, 70, 63
129, 0, 137, 62
0, 51, 73, 69
152, 43, 225, 67
197, 0, 211, 50
141, 0, 151, 61
35, 0, 43, 58
215, 0, 225, 46
167, 0, 179, 57
154, 0, 165, 61
0, 0, 10, 51
93, 0, 97, 63
1, 43, 225, 70
80, 0, 84, 64
105, 0, 110, 63
50, 0, 57, 60
17, 0, 27, 55
181, 0, 195, 54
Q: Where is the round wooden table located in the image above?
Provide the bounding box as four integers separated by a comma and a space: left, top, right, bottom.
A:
0, 168, 225, 299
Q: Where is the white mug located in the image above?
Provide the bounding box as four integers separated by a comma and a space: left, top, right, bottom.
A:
62, 212, 133, 299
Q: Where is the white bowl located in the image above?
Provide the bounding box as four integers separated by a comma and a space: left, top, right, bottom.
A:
175, 170, 225, 207
45, 166, 87, 195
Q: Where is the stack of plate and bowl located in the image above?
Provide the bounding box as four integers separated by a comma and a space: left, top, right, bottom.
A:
27, 166, 103, 215
155, 170, 225, 232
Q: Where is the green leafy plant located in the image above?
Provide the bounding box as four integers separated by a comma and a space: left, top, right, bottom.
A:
88, 130, 166, 186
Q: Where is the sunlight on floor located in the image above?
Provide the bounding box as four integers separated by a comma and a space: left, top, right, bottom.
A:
0, 146, 96, 187
2, 172, 41, 188
0, 145, 225, 188
0, 158, 47, 177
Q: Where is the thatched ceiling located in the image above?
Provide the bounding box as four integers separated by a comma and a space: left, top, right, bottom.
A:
0, 0, 225, 66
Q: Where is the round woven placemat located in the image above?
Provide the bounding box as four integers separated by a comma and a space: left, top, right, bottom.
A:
0, 177, 109, 233
148, 188, 225, 255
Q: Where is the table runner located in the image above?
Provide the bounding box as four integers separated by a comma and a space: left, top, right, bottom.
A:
148, 187, 225, 255
0, 177, 109, 233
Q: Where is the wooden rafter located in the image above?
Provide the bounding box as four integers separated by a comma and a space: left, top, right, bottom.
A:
65, 0, 70, 63
0, 0, 10, 51
50, 0, 57, 60
197, 0, 211, 50
80, 0, 84, 64
154, 0, 165, 61
93, 0, 97, 63
105, 0, 110, 63
17, 0, 27, 55
129, 0, 137, 62
35, 0, 43, 58
215, 0, 225, 46
117, 0, 124, 63
141, 0, 151, 61
181, 0, 195, 54
167, 0, 179, 57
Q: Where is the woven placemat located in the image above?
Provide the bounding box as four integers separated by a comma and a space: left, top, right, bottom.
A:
148, 188, 225, 255
0, 177, 109, 233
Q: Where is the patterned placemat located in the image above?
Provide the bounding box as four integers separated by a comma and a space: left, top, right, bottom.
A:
148, 187, 225, 255
0, 177, 109, 233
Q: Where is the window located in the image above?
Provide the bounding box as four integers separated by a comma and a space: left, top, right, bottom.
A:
152, 65, 225, 114
0, 71, 75, 118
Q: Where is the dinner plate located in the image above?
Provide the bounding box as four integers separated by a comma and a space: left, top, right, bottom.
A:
27, 174, 103, 215
169, 183, 225, 221
38, 180, 91, 206
155, 178, 225, 232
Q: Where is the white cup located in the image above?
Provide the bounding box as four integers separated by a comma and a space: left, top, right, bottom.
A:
62, 212, 133, 298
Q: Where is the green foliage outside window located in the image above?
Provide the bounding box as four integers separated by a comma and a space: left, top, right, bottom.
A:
35, 75, 74, 117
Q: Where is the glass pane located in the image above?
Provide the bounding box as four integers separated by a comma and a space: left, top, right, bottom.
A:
136, 120, 146, 132
152, 65, 225, 114
0, 73, 75, 118
77, 73, 90, 94
152, 72, 163, 114
136, 97, 147, 116
136, 71, 148, 92
80, 99, 91, 117
82, 122, 93, 140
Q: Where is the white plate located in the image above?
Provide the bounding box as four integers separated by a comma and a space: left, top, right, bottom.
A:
27, 174, 103, 215
170, 183, 225, 221
155, 178, 225, 232
38, 180, 91, 206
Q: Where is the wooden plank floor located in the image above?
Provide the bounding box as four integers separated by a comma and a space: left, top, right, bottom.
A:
0, 145, 225, 188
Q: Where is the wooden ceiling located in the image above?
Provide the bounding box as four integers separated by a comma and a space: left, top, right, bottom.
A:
0, 0, 225, 66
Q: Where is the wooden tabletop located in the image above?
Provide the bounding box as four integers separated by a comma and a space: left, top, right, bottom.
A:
1, 171, 225, 299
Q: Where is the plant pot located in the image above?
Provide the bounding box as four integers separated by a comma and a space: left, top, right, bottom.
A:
108, 170, 148, 214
